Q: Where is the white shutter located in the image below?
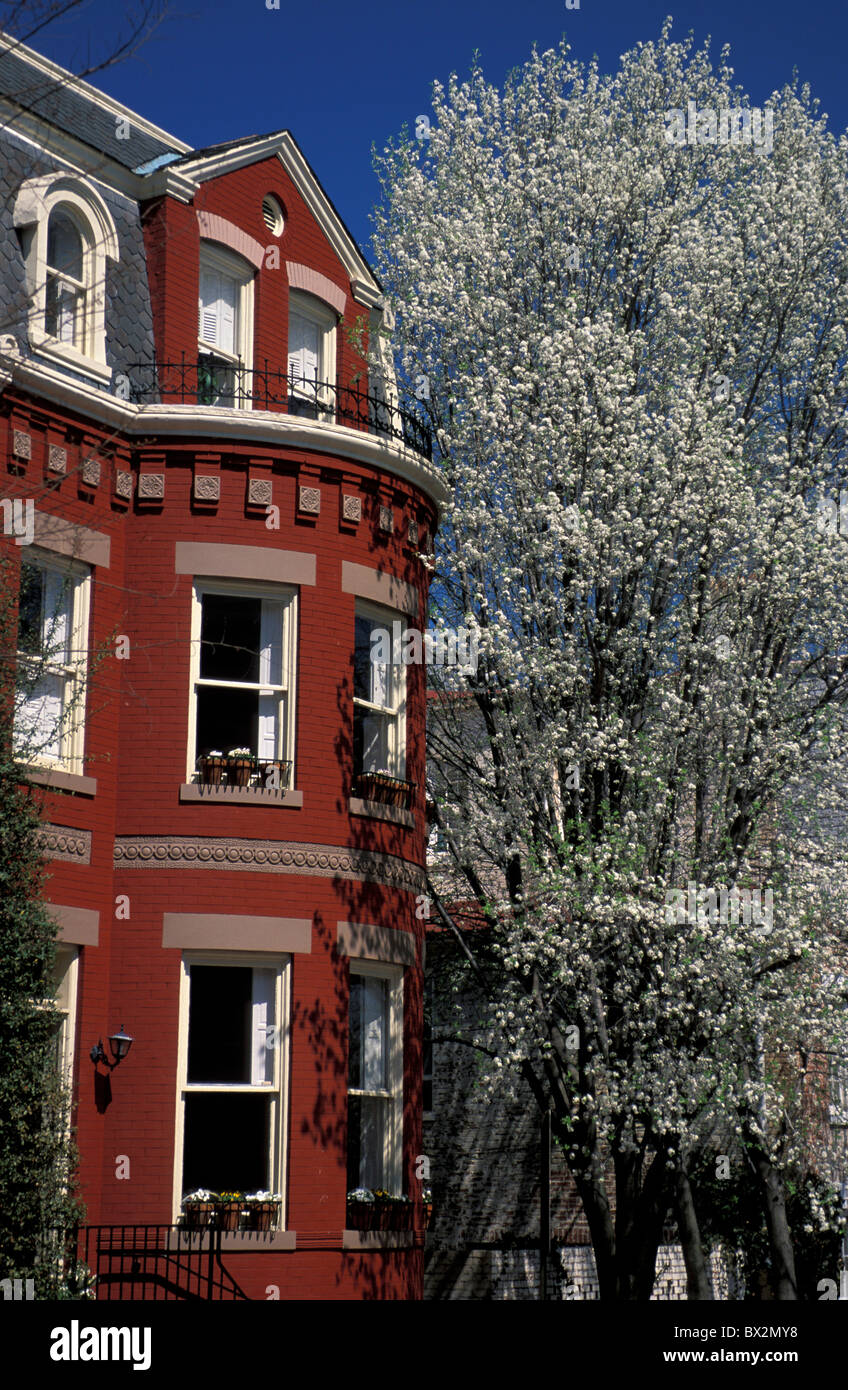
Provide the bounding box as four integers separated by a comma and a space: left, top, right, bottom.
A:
199, 270, 220, 345
251, 969, 277, 1085
258, 600, 282, 760
288, 313, 320, 388
219, 274, 237, 356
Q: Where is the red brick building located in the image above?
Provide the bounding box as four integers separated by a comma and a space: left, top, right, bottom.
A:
0, 38, 446, 1299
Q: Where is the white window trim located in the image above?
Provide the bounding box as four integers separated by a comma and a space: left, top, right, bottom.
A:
186, 578, 298, 784
353, 599, 407, 780
13, 173, 118, 383
348, 960, 404, 1195
172, 952, 291, 1224
288, 289, 337, 409
15, 548, 91, 777
198, 242, 255, 407
53, 945, 79, 1099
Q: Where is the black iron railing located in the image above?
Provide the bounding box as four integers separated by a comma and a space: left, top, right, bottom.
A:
52, 1225, 252, 1301
127, 358, 433, 460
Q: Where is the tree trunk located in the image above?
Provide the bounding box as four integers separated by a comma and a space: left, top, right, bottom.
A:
676, 1166, 713, 1299
751, 1147, 797, 1300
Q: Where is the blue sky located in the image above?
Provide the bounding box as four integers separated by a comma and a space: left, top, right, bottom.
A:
25, 0, 848, 260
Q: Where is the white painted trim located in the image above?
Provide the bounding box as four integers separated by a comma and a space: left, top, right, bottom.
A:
0, 36, 191, 153
1, 358, 450, 511
14, 173, 119, 371
186, 579, 297, 785
15, 548, 91, 777
173, 131, 380, 298
172, 952, 291, 1226
353, 600, 407, 780
198, 241, 255, 396
348, 961, 404, 1193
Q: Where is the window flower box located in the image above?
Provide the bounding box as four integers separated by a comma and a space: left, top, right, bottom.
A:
197, 754, 226, 785
353, 771, 415, 810
181, 1189, 218, 1229
243, 1192, 281, 1231
226, 749, 255, 787
257, 759, 292, 791
213, 1192, 244, 1230
346, 1189, 411, 1231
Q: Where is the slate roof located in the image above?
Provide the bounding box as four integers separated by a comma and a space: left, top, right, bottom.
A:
0, 42, 184, 171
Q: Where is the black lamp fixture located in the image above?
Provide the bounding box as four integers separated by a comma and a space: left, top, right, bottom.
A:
90, 1024, 134, 1068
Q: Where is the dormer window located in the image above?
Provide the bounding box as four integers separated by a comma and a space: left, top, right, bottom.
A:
13, 173, 118, 383
197, 244, 254, 408
45, 210, 86, 347
287, 290, 336, 420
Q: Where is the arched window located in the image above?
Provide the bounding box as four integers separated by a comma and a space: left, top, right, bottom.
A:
45, 209, 87, 347
13, 173, 119, 381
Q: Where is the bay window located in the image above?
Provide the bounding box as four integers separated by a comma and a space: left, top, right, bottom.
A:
188, 580, 297, 781
14, 551, 90, 774
175, 956, 288, 1208
347, 963, 403, 1193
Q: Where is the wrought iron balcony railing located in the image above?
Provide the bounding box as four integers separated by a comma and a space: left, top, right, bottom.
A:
48, 1224, 252, 1301
126, 357, 433, 461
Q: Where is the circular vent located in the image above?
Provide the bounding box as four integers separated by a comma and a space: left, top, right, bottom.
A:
262, 194, 284, 237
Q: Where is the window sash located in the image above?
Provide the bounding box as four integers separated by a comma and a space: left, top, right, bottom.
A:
14, 557, 88, 771
177, 957, 288, 1207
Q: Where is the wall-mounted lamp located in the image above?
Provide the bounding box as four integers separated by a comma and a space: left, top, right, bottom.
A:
90, 1025, 134, 1068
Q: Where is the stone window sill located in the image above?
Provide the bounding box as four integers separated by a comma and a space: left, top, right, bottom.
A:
342, 1230, 414, 1250
180, 784, 303, 807
22, 766, 97, 797
166, 1230, 296, 1252
349, 797, 414, 828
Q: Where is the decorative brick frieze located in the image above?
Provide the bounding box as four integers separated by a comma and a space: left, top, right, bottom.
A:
48, 443, 67, 475
12, 429, 31, 460
407, 518, 419, 545
113, 836, 426, 893
299, 484, 321, 515
193, 474, 220, 502
342, 493, 361, 523
247, 477, 273, 507
81, 457, 101, 488
138, 472, 165, 500
115, 469, 133, 501
379, 504, 394, 533
36, 824, 92, 864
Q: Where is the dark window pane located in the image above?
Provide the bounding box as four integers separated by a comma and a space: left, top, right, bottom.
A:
348, 975, 387, 1091
200, 594, 261, 683
47, 211, 83, 279
346, 1095, 387, 1191
17, 566, 44, 655
353, 615, 374, 700
188, 966, 252, 1083
182, 1092, 270, 1195
196, 684, 258, 759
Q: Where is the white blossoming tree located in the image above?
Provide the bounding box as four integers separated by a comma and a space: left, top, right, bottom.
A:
374, 25, 848, 1300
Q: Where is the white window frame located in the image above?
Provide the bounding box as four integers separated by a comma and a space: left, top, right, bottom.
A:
347, 961, 404, 1195
186, 578, 298, 783
14, 548, 91, 776
288, 289, 337, 412
172, 952, 291, 1223
13, 173, 118, 383
353, 600, 407, 780
197, 242, 255, 408
52, 945, 79, 1096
